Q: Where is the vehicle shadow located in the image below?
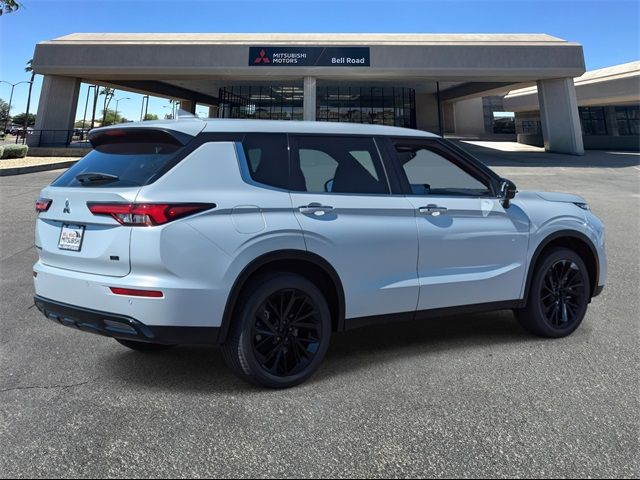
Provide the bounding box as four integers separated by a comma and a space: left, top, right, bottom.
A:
313, 310, 532, 384
454, 141, 640, 168
102, 310, 535, 393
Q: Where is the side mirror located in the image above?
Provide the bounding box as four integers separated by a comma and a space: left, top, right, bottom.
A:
500, 179, 517, 208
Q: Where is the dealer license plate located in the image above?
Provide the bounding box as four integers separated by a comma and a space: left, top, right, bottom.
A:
58, 224, 85, 252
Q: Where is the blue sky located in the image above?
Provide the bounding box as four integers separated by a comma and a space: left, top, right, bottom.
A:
1, 0, 638, 123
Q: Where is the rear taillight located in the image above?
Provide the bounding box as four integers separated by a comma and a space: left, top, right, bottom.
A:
35, 198, 52, 213
87, 203, 214, 226
110, 287, 164, 298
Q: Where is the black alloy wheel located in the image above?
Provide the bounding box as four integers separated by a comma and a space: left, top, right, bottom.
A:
540, 259, 587, 328
515, 247, 590, 338
251, 288, 323, 377
222, 273, 332, 388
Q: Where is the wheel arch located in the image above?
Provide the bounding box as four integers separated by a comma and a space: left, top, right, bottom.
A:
219, 250, 346, 344
524, 229, 600, 304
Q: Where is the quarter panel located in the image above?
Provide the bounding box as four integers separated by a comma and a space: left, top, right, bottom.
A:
130, 141, 305, 327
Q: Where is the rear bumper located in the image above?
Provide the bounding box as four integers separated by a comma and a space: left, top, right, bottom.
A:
33, 260, 229, 329
34, 296, 220, 345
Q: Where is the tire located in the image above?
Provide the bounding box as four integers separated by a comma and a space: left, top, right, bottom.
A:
515, 247, 590, 338
221, 273, 332, 388
115, 338, 177, 352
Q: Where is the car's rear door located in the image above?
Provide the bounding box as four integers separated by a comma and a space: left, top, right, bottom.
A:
288, 135, 419, 320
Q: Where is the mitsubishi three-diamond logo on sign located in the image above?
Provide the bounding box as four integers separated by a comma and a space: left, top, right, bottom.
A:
254, 49, 270, 64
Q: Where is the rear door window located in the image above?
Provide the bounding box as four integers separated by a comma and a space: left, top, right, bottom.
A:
52, 129, 190, 188
290, 136, 389, 194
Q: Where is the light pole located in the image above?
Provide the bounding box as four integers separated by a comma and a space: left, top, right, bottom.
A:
162, 100, 178, 120
0, 80, 32, 133
140, 95, 149, 121
113, 97, 130, 125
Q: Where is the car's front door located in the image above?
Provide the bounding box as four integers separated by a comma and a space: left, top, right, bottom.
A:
387, 138, 530, 311
288, 135, 419, 320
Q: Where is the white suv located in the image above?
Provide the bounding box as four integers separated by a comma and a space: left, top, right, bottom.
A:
33, 119, 606, 388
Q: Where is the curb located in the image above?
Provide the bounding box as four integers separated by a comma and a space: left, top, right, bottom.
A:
0, 160, 78, 177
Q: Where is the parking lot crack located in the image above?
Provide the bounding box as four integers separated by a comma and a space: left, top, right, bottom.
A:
0, 380, 92, 395
0, 245, 35, 264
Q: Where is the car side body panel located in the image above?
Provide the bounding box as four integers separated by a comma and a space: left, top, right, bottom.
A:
33, 120, 606, 344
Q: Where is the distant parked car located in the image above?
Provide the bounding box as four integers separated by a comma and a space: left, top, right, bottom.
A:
15, 128, 33, 138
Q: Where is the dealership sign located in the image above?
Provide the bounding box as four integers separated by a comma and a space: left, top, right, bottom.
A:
249, 47, 370, 67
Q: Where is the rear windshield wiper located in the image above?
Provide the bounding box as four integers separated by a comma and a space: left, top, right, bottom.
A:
75, 172, 119, 185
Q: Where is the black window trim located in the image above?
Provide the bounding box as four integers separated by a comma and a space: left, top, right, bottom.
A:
385, 137, 501, 198
104, 130, 501, 197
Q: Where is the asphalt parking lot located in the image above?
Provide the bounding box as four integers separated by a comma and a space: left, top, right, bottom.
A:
1, 145, 638, 478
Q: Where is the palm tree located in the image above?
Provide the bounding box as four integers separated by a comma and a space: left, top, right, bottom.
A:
0, 0, 20, 16
100, 87, 115, 126
23, 59, 35, 132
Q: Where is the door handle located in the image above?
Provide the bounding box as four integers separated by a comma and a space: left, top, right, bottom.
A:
418, 204, 448, 216
298, 203, 335, 216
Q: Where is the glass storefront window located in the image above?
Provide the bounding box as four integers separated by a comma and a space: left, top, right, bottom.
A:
218, 86, 304, 121
615, 106, 639, 136
579, 107, 607, 135
219, 85, 416, 128
316, 86, 416, 128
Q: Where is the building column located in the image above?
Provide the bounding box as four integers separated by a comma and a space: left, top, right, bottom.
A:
179, 100, 196, 114
537, 78, 584, 155
303, 77, 316, 121
452, 97, 486, 136
415, 93, 439, 133
208, 106, 218, 118
29, 75, 81, 146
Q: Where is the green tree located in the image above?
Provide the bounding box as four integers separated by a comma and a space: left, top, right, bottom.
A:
0, 0, 20, 15
100, 88, 115, 125
101, 109, 127, 126
143, 113, 159, 121
0, 98, 9, 126
11, 112, 36, 127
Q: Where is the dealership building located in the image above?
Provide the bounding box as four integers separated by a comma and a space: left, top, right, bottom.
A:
504, 61, 639, 151
31, 33, 592, 154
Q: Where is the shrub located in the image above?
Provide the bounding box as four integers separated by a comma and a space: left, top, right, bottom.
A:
0, 146, 4, 158
1, 144, 28, 159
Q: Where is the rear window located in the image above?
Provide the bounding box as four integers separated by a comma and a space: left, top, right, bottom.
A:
52, 129, 189, 188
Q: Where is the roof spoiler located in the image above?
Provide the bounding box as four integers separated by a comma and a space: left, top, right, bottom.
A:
88, 127, 195, 148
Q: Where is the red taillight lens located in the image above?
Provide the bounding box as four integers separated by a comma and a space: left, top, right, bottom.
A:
87, 203, 214, 226
110, 287, 164, 298
35, 198, 52, 213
